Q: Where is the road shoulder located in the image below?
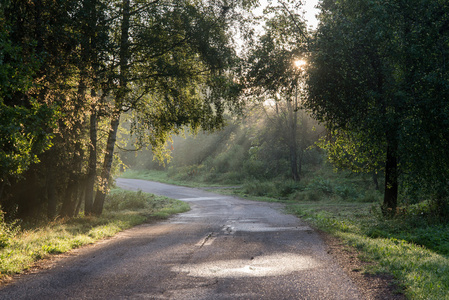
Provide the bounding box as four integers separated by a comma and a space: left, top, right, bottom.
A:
317, 229, 406, 300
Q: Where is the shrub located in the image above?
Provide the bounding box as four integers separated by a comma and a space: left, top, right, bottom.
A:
359, 190, 382, 203
334, 184, 359, 200
242, 181, 277, 197
105, 189, 152, 211
277, 180, 303, 197
0, 210, 19, 248
306, 176, 334, 195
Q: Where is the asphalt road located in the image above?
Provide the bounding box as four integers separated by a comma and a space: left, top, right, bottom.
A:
0, 178, 363, 299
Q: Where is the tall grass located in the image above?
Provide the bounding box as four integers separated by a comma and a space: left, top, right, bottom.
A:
0, 189, 189, 280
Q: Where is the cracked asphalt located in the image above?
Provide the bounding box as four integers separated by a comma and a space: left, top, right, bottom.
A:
0, 178, 363, 299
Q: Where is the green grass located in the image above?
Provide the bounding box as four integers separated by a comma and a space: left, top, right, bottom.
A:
288, 201, 449, 299
121, 169, 240, 188
0, 188, 189, 280
121, 169, 203, 187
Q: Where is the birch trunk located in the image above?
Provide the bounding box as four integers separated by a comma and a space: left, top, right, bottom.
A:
92, 0, 130, 215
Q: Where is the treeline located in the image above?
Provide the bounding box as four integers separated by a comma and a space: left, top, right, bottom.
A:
121, 105, 324, 184
0, 0, 253, 220
3, 0, 449, 223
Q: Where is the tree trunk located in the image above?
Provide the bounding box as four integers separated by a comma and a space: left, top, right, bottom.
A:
288, 93, 299, 181
84, 108, 97, 215
75, 178, 85, 216
46, 171, 57, 219
92, 0, 130, 216
372, 172, 379, 191
83, 0, 99, 215
382, 141, 398, 216
60, 141, 84, 218
92, 115, 120, 215
289, 143, 299, 181
60, 177, 78, 218
0, 181, 5, 204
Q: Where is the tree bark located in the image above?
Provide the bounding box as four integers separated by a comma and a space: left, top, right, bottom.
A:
92, 0, 130, 216
372, 172, 379, 191
382, 141, 398, 216
92, 115, 120, 215
84, 108, 97, 215
83, 0, 99, 215
46, 170, 57, 219
288, 91, 299, 181
60, 141, 84, 218
0, 181, 5, 205
60, 177, 78, 218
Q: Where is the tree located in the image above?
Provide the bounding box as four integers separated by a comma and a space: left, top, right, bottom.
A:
0, 18, 55, 200
90, 0, 252, 215
0, 0, 83, 218
0, 0, 255, 219
245, 1, 310, 181
306, 0, 449, 217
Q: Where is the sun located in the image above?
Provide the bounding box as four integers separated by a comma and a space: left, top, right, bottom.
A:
294, 59, 307, 69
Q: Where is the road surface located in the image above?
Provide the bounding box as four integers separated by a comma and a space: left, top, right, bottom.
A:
0, 178, 363, 299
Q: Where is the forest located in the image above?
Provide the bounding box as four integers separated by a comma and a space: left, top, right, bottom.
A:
1, 0, 449, 297
2, 0, 448, 220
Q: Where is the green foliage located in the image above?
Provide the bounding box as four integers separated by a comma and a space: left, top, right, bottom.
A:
0, 0, 257, 219
0, 20, 55, 183
0, 210, 19, 249
306, 177, 333, 195
307, 0, 449, 214
0, 102, 55, 180
122, 102, 324, 188
104, 188, 187, 214
242, 181, 278, 197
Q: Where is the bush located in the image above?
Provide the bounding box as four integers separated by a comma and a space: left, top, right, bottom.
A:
277, 180, 303, 197
306, 177, 334, 195
359, 190, 382, 203
242, 159, 268, 180
242, 181, 277, 197
0, 210, 19, 248
105, 189, 152, 211
334, 184, 359, 200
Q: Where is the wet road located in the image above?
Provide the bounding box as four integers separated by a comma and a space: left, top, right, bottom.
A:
0, 178, 362, 299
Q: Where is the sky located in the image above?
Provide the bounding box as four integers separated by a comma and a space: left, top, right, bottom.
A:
302, 0, 320, 29
255, 0, 320, 29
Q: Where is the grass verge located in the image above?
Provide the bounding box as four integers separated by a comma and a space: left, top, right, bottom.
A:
287, 201, 449, 299
0, 188, 189, 281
